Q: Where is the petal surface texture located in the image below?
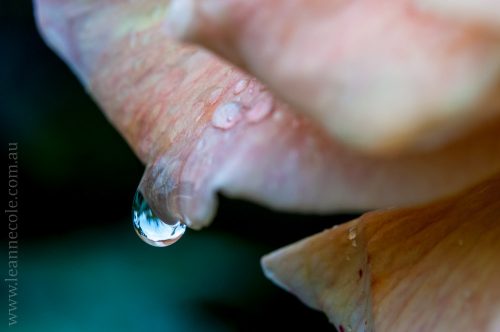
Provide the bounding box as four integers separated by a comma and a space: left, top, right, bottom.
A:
35, 0, 500, 228
262, 174, 500, 332
168, 0, 500, 153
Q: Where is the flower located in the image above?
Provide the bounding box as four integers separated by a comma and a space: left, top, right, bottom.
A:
34, 0, 500, 330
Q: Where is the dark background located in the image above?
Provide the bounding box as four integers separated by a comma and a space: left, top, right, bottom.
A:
2, 1, 353, 331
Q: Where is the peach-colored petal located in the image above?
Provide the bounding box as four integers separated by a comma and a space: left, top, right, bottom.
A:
35, 0, 500, 229
262, 174, 500, 331
168, 0, 500, 153
416, 0, 500, 32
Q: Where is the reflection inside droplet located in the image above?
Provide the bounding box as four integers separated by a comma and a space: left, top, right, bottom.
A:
132, 190, 186, 247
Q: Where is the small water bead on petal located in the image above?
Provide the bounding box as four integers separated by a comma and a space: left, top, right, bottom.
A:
247, 79, 257, 95
348, 227, 357, 240
211, 102, 242, 129
233, 79, 249, 95
245, 94, 274, 123
348, 227, 358, 247
272, 110, 284, 122
132, 190, 186, 247
207, 87, 224, 105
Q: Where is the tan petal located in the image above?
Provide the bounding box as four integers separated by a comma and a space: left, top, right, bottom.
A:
262, 174, 500, 331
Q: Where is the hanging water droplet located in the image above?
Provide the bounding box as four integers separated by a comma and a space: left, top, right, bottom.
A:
132, 190, 186, 247
211, 102, 242, 129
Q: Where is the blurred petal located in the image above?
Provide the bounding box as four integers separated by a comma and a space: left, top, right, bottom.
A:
416, 0, 500, 32
35, 0, 500, 228
167, 0, 500, 153
262, 174, 500, 331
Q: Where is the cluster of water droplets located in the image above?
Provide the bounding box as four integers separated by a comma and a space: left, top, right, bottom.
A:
132, 190, 186, 247
208, 79, 274, 130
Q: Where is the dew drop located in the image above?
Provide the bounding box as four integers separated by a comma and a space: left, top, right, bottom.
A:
348, 227, 357, 247
211, 102, 242, 129
272, 110, 284, 122
207, 87, 223, 105
246, 95, 274, 123
248, 79, 256, 95
233, 79, 249, 95
132, 190, 186, 247
348, 227, 357, 240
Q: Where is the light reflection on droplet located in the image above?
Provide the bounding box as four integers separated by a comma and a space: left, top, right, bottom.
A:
132, 190, 186, 247
211, 102, 242, 129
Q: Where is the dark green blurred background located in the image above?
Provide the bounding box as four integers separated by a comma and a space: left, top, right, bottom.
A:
2, 1, 352, 331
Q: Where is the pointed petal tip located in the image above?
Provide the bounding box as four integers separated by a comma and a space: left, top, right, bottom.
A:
261, 250, 292, 293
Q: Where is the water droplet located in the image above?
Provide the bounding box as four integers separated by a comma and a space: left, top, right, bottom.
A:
207, 87, 223, 105
348, 227, 357, 240
211, 102, 242, 129
248, 79, 257, 95
272, 110, 284, 122
246, 95, 274, 123
348, 227, 357, 247
132, 190, 186, 247
233, 79, 249, 95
